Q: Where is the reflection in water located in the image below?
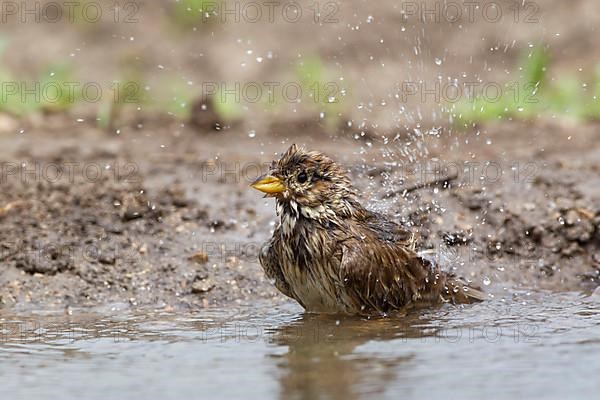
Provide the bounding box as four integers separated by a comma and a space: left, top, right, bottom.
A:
268, 311, 440, 400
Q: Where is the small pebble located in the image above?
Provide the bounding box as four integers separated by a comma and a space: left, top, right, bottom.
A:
189, 252, 209, 264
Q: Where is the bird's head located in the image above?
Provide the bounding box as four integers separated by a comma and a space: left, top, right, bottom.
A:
251, 144, 358, 221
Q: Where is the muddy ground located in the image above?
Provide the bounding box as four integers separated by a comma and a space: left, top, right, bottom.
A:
0, 117, 598, 311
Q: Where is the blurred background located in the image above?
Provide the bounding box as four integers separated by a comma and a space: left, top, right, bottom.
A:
1, 0, 599, 135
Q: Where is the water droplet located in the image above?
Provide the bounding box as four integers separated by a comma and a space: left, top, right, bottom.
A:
248, 130, 256, 138
483, 276, 491, 286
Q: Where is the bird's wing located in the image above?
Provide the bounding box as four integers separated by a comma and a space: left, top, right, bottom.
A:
337, 225, 438, 313
364, 212, 416, 248
259, 238, 295, 301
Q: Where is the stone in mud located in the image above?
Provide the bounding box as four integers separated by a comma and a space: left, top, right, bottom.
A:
561, 242, 582, 257
106, 223, 125, 234
189, 97, 224, 132
98, 251, 117, 265
563, 210, 595, 243
192, 278, 215, 294
189, 251, 209, 264
541, 233, 566, 253
441, 231, 471, 246
564, 209, 580, 226
555, 197, 575, 211
593, 216, 600, 239
0, 201, 27, 218
15, 246, 72, 275
122, 207, 145, 221
453, 189, 488, 210
180, 208, 208, 221
530, 226, 546, 243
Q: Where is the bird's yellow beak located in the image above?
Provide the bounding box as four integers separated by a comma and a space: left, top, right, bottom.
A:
251, 174, 286, 194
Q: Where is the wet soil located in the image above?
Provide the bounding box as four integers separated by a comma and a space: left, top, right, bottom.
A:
0, 118, 598, 311
1, 0, 600, 310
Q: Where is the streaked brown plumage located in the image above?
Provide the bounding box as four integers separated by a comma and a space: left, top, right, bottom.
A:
252, 144, 484, 315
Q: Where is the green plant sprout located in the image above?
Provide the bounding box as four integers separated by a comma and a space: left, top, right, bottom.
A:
451, 46, 600, 127
170, 0, 218, 30
294, 55, 348, 129
0, 61, 78, 116
97, 57, 146, 132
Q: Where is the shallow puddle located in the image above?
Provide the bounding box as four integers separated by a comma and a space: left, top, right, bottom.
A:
1, 291, 599, 399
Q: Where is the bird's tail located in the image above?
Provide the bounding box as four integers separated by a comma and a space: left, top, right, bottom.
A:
417, 251, 486, 304
443, 278, 486, 304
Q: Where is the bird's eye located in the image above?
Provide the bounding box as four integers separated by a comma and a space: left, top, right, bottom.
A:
297, 171, 308, 183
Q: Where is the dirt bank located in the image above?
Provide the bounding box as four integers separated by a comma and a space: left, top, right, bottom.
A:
0, 118, 598, 311
1, 0, 599, 311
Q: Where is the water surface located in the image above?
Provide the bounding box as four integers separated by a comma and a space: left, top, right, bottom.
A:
1, 291, 599, 399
